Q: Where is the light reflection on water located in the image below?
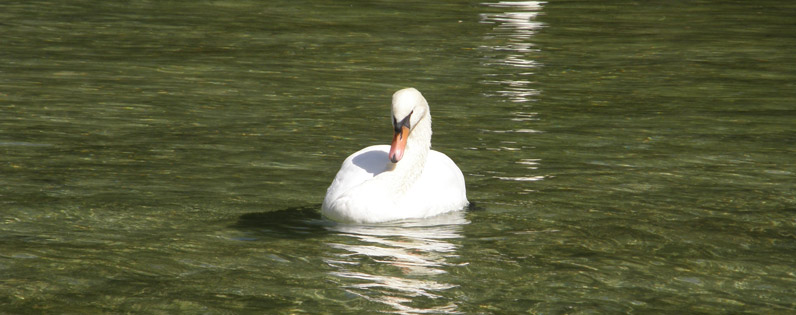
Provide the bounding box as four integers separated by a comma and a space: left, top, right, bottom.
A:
479, 1, 547, 185
480, 1, 544, 102
324, 212, 469, 314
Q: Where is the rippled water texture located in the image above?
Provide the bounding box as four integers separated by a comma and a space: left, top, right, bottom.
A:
2, 0, 795, 313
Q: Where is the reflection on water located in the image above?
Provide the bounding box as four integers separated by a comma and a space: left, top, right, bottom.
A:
480, 1, 544, 104
324, 212, 469, 314
479, 1, 547, 186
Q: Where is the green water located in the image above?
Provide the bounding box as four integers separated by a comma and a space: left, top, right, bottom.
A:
2, 0, 795, 313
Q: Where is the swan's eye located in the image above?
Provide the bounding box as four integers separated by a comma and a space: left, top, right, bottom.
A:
393, 111, 413, 133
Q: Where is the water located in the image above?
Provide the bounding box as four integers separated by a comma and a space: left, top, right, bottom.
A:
2, 0, 795, 313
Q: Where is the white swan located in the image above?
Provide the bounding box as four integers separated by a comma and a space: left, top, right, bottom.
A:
322, 88, 468, 223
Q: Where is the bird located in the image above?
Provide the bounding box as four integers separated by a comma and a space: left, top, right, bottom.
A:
322, 88, 468, 223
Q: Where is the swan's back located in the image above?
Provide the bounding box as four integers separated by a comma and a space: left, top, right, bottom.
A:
322, 146, 467, 223
403, 150, 468, 217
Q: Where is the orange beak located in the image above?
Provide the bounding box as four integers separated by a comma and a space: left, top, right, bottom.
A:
389, 125, 410, 163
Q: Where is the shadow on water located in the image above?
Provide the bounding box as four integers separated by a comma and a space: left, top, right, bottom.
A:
231, 202, 483, 240
231, 205, 331, 239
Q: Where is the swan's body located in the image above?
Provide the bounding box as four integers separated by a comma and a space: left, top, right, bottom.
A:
322, 88, 468, 223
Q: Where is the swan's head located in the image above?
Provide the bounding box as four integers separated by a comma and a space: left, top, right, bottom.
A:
389, 88, 429, 163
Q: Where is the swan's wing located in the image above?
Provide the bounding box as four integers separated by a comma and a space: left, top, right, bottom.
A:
423, 150, 466, 192
408, 150, 468, 215
323, 145, 391, 207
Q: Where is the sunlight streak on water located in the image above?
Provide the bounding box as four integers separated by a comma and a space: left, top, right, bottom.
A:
324, 212, 469, 314
480, 1, 544, 104
479, 1, 546, 188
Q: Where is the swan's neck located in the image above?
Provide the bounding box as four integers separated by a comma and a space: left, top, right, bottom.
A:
389, 114, 431, 194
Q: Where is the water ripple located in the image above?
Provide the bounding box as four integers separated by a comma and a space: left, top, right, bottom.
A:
325, 212, 469, 314
480, 1, 544, 104
478, 1, 547, 189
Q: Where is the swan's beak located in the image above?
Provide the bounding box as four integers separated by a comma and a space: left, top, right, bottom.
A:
389, 125, 410, 163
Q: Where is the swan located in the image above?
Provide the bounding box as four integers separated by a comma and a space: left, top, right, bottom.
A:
322, 88, 469, 223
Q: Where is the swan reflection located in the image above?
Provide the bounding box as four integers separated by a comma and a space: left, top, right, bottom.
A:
325, 211, 468, 314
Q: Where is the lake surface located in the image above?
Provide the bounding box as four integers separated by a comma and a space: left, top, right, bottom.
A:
2, 0, 795, 313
